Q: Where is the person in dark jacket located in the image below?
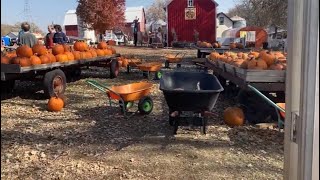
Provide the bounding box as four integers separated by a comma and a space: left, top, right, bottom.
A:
53, 24, 68, 44
133, 16, 139, 46
18, 22, 37, 47
45, 25, 55, 49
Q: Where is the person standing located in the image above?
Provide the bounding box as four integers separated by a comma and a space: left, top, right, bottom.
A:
45, 25, 55, 49
18, 22, 37, 47
53, 24, 68, 44
133, 16, 139, 46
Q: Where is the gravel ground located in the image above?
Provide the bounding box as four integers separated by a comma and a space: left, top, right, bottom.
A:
1, 46, 284, 179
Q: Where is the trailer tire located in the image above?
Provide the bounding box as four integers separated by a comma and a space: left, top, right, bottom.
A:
1, 80, 15, 94
43, 69, 66, 98
110, 59, 119, 79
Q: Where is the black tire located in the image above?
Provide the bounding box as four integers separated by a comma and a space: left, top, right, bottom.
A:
165, 61, 170, 68
127, 66, 131, 74
138, 96, 153, 115
201, 118, 207, 135
154, 71, 162, 80
119, 101, 134, 113
1, 80, 15, 94
110, 59, 119, 79
176, 64, 181, 68
142, 71, 149, 78
43, 69, 66, 98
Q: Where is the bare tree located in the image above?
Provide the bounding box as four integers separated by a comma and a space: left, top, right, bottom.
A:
227, 0, 287, 29
145, 0, 169, 23
1, 22, 44, 36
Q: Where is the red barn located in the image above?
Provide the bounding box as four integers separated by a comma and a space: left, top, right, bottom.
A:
165, 0, 218, 46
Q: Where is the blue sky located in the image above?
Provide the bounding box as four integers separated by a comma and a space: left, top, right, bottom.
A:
1, 0, 236, 32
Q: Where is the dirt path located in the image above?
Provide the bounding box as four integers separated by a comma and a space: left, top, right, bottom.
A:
1, 47, 284, 179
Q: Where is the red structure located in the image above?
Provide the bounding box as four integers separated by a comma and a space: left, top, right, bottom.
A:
65, 25, 78, 37
166, 0, 218, 46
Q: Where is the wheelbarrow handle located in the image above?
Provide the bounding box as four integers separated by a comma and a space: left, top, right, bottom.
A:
86, 80, 122, 100
247, 85, 285, 113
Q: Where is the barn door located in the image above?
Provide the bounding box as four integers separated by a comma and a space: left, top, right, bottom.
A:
285, 0, 319, 179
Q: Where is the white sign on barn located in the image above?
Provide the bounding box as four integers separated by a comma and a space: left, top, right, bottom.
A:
245, 31, 256, 42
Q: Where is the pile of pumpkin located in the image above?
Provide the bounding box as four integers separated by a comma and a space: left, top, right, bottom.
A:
1, 41, 116, 67
229, 42, 244, 49
208, 50, 287, 70
196, 41, 222, 48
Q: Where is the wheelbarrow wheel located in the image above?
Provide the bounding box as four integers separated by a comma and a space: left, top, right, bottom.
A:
176, 64, 181, 68
119, 101, 134, 113
154, 71, 162, 80
138, 96, 153, 115
201, 117, 207, 135
165, 61, 170, 68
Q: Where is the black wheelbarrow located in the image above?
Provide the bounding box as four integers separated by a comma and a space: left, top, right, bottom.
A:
160, 71, 224, 134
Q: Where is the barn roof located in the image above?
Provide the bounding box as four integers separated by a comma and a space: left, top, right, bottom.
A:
63, 10, 78, 26
165, 0, 219, 8
217, 12, 233, 22
125, 6, 145, 23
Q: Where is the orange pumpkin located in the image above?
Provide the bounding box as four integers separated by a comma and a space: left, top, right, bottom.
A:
32, 44, 47, 56
1, 56, 11, 64
223, 107, 245, 127
236, 43, 244, 49
47, 95, 64, 112
80, 52, 87, 59
19, 57, 31, 67
230, 43, 236, 49
73, 51, 81, 60
242, 53, 248, 60
90, 50, 98, 58
11, 57, 21, 64
269, 61, 285, 70
73, 41, 88, 52
16, 45, 33, 58
64, 52, 75, 61
52, 45, 65, 55
249, 51, 260, 59
30, 55, 42, 65
261, 51, 276, 66
109, 47, 116, 54
86, 52, 93, 59
63, 44, 71, 52
39, 55, 50, 64
103, 49, 112, 55
97, 41, 108, 49
209, 52, 220, 60
55, 54, 69, 63
96, 49, 105, 56
247, 58, 268, 70
46, 53, 56, 63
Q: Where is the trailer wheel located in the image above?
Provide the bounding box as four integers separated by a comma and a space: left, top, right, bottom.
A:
43, 69, 66, 98
201, 117, 207, 135
1, 80, 15, 94
138, 96, 153, 115
165, 61, 170, 68
110, 59, 119, 79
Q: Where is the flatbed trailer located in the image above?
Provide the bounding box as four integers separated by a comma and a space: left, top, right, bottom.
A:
196, 46, 252, 58
1, 54, 120, 97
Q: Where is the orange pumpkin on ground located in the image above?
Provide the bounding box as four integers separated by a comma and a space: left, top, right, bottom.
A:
32, 44, 47, 56
249, 51, 260, 59
223, 107, 245, 127
55, 54, 69, 63
30, 55, 42, 65
39, 55, 50, 64
16, 45, 33, 58
52, 45, 65, 55
47, 94, 64, 112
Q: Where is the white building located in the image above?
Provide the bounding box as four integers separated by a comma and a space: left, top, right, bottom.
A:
216, 12, 246, 38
